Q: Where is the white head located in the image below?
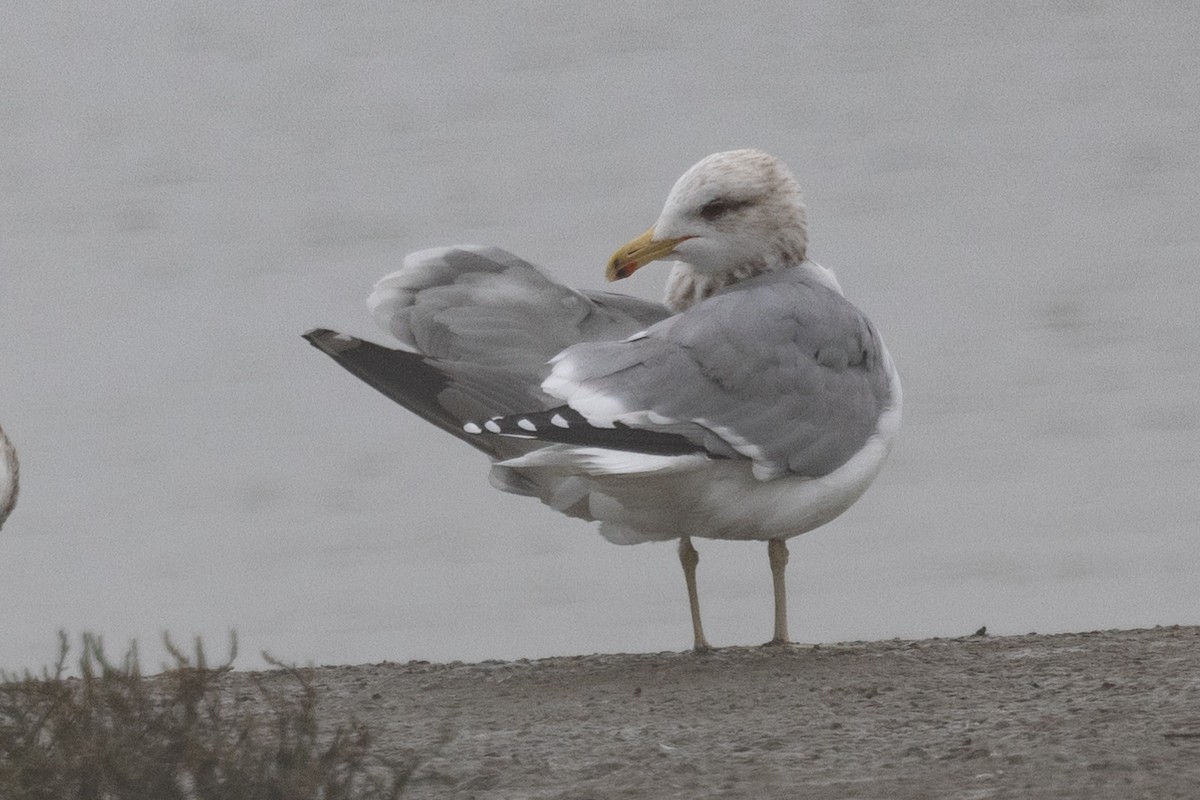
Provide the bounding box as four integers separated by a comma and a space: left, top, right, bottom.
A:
608, 149, 808, 283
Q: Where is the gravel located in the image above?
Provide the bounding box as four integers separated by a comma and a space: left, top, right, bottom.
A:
236, 625, 1200, 799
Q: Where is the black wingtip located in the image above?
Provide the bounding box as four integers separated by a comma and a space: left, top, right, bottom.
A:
463, 406, 714, 457
302, 328, 363, 355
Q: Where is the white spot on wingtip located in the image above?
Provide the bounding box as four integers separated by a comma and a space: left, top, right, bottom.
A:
484, 420, 502, 433
463, 422, 482, 434
550, 414, 569, 428
306, 330, 361, 354
517, 418, 537, 432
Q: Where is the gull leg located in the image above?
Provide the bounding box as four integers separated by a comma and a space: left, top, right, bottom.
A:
678, 536, 711, 652
766, 539, 790, 645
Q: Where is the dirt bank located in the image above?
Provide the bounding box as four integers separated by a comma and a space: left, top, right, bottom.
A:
246, 626, 1200, 799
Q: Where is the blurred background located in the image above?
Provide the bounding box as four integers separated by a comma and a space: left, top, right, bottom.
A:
1, 2, 1197, 672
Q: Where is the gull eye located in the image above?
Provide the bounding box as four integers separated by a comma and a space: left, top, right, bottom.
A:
699, 197, 747, 221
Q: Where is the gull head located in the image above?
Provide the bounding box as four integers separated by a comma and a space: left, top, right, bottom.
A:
607, 149, 808, 284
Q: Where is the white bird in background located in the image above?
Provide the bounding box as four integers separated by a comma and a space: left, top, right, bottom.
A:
0, 423, 18, 531
306, 149, 901, 650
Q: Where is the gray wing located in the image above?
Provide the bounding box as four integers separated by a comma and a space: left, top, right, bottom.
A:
305, 246, 672, 471
368, 246, 669, 378
576, 289, 672, 329
541, 269, 894, 480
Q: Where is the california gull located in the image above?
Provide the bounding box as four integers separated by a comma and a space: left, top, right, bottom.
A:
304, 149, 902, 649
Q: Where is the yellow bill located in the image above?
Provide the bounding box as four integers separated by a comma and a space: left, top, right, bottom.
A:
606, 227, 692, 281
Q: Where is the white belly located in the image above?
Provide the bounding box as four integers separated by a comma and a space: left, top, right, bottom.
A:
497, 357, 903, 546
590, 395, 899, 545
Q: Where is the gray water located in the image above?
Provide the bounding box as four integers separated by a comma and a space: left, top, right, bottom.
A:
1, 2, 1197, 672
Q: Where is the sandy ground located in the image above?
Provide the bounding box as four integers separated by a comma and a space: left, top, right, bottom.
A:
238, 625, 1200, 799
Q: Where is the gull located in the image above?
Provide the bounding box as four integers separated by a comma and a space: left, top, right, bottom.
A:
0, 423, 17, 531
305, 149, 902, 650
